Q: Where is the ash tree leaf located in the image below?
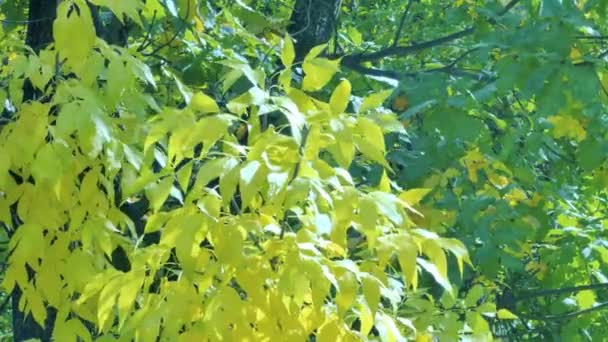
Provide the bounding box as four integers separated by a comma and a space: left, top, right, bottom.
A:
330, 79, 352, 115
302, 57, 340, 91
281, 34, 295, 67
359, 89, 393, 113
190, 92, 220, 114
497, 309, 518, 320
53, 0, 97, 72
576, 290, 596, 310
146, 176, 174, 212
399, 188, 432, 206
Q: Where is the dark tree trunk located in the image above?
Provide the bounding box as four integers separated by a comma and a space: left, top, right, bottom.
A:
12, 2, 59, 341
288, 0, 341, 60
24, 0, 57, 53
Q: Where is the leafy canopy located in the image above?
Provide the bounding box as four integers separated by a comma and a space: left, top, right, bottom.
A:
2, 0, 608, 341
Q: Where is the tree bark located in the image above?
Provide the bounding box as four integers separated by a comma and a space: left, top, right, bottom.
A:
11, 1, 59, 341
288, 0, 341, 60
24, 0, 57, 53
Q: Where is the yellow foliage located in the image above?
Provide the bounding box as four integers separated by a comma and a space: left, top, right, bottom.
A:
460, 148, 487, 183
547, 115, 587, 142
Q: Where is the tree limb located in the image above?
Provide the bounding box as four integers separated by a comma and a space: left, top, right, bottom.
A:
498, 0, 521, 16
343, 27, 474, 64
342, 0, 521, 75
342, 48, 485, 80
519, 302, 608, 321
515, 282, 608, 302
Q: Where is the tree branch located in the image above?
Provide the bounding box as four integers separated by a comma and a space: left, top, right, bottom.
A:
519, 302, 608, 321
343, 48, 485, 80
343, 27, 474, 64
342, 0, 521, 75
498, 0, 521, 16
515, 282, 608, 302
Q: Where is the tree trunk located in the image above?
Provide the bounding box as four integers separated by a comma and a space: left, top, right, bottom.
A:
24, 0, 57, 53
288, 0, 341, 60
11, 1, 59, 341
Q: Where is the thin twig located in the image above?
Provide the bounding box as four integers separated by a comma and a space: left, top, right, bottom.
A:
0, 17, 52, 24
142, 0, 191, 57
392, 0, 415, 47
575, 35, 608, 40
137, 10, 158, 52
0, 294, 10, 313
289, 0, 312, 37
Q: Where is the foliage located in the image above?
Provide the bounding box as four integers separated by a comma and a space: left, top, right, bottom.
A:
1, 0, 608, 341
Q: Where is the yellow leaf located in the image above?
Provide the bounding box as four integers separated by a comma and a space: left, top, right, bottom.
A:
21, 287, 47, 327
576, 290, 596, 310
359, 301, 374, 336
98, 277, 123, 331
460, 148, 487, 183
329, 79, 351, 115
53, 0, 97, 72
281, 34, 295, 67
355, 117, 388, 168
279, 69, 292, 90
146, 176, 174, 212
117, 272, 144, 328
317, 319, 341, 342
304, 44, 328, 61
570, 47, 583, 62
422, 240, 449, 289
399, 188, 432, 206
396, 236, 419, 289
378, 170, 391, 192
177, 0, 199, 21
239, 160, 263, 210
497, 308, 518, 320
335, 270, 357, 316
302, 58, 340, 91
190, 92, 220, 114
547, 115, 587, 142
416, 333, 433, 342
359, 89, 392, 113
361, 275, 381, 315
